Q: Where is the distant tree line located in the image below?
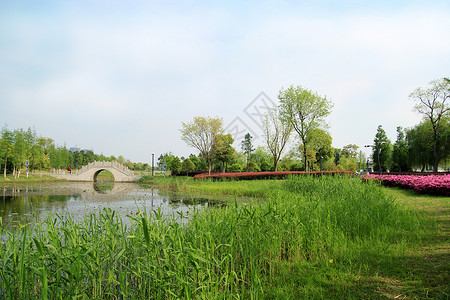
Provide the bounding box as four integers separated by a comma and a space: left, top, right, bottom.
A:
0, 126, 149, 178
177, 79, 449, 175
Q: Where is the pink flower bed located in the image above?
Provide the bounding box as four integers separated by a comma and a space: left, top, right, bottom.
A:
362, 174, 450, 196
194, 171, 353, 180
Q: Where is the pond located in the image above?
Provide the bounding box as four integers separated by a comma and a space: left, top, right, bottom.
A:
0, 182, 229, 228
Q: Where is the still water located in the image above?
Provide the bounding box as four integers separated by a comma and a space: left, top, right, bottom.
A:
0, 182, 228, 228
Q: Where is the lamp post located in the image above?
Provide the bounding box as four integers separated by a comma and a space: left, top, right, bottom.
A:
365, 142, 387, 174
152, 153, 155, 176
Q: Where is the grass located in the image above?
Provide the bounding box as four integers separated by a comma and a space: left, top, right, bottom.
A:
0, 174, 63, 183
0, 175, 448, 299
138, 175, 282, 198
95, 170, 115, 182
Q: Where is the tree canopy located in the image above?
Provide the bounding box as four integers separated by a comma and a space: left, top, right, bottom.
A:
263, 108, 292, 171
278, 85, 333, 171
410, 78, 450, 172
180, 116, 223, 174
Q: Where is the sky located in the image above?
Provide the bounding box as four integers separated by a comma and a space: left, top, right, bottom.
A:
1, 0, 449, 164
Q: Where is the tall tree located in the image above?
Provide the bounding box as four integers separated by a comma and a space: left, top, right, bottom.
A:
308, 128, 333, 171
372, 125, 392, 173
241, 133, 254, 171
407, 118, 449, 171
278, 85, 333, 171
180, 116, 223, 174
263, 108, 292, 171
409, 78, 450, 172
212, 134, 235, 173
342, 144, 359, 158
392, 126, 410, 172
0, 126, 14, 177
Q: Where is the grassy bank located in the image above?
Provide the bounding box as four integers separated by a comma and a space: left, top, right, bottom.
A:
0, 174, 63, 183
138, 175, 282, 198
0, 176, 447, 299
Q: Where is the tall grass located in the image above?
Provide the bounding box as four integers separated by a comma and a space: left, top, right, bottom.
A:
0, 176, 425, 298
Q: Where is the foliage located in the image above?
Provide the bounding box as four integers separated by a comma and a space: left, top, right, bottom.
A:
362, 174, 450, 196
406, 119, 449, 171
193, 170, 353, 180
180, 116, 223, 174
241, 133, 254, 171
212, 134, 235, 172
371, 125, 392, 173
392, 126, 411, 172
181, 158, 195, 173
263, 108, 292, 171
0, 176, 433, 298
278, 84, 333, 171
228, 163, 243, 172
409, 78, 450, 172
307, 128, 333, 171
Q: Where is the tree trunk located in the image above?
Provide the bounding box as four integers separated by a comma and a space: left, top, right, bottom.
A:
432, 127, 439, 172
208, 159, 212, 175
274, 157, 278, 172
303, 142, 308, 172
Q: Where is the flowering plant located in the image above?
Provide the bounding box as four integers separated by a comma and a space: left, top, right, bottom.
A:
361, 174, 450, 196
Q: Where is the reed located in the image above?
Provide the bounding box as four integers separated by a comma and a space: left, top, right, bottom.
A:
0, 175, 431, 298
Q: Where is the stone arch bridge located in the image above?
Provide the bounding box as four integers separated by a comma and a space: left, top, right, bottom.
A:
50, 161, 142, 182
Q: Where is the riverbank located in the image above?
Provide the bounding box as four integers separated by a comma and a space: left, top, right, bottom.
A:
0, 174, 64, 183
0, 175, 448, 298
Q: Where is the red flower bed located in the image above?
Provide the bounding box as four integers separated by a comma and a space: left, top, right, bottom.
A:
194, 171, 354, 180
362, 174, 450, 196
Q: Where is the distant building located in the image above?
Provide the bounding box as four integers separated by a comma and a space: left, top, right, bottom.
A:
69, 147, 94, 153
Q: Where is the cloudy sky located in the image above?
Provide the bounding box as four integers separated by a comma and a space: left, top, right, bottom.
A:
1, 0, 449, 163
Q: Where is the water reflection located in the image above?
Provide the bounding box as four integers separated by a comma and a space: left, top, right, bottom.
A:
0, 182, 227, 228
93, 181, 114, 194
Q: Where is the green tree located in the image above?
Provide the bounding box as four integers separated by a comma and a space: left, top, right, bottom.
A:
12, 129, 27, 178
263, 108, 292, 171
189, 154, 207, 171
169, 156, 181, 174
241, 133, 254, 171
180, 116, 223, 174
181, 158, 195, 173
307, 128, 333, 171
410, 78, 450, 172
356, 150, 367, 171
407, 118, 449, 171
278, 85, 333, 171
392, 126, 410, 172
371, 125, 392, 173
228, 163, 242, 172
0, 126, 14, 177
212, 134, 235, 173
342, 144, 359, 159
250, 146, 273, 172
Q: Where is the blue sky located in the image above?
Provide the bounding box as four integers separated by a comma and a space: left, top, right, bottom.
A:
1, 0, 449, 163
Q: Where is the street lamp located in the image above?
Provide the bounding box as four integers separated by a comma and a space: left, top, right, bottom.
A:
152, 153, 155, 176
365, 142, 387, 174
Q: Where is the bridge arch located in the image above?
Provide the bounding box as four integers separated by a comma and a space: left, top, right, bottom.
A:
93, 168, 109, 182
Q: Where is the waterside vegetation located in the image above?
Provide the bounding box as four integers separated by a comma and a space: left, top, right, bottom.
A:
0, 175, 447, 299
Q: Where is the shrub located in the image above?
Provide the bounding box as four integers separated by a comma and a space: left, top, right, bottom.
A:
194, 171, 353, 180
228, 163, 243, 172
362, 174, 450, 196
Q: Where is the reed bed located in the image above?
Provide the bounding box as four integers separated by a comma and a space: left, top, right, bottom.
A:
0, 176, 425, 299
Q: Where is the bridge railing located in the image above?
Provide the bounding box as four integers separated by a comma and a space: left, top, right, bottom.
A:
77, 161, 134, 176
